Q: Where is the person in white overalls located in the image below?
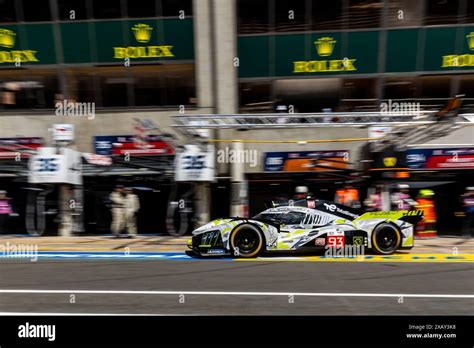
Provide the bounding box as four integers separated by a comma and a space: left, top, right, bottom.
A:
124, 187, 140, 237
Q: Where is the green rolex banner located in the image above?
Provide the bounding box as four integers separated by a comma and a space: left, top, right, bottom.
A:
435, 26, 474, 70
66, 18, 194, 64
237, 27, 474, 78
0, 19, 194, 66
238, 31, 379, 78
0, 24, 56, 65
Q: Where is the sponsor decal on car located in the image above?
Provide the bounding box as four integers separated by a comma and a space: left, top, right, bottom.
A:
323, 203, 359, 219
352, 236, 364, 246
327, 230, 344, 236
207, 249, 225, 255
327, 236, 345, 248
314, 237, 326, 246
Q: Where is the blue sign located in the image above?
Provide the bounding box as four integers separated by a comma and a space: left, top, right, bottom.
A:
93, 135, 167, 155
406, 147, 474, 170
405, 149, 431, 169
94, 135, 122, 155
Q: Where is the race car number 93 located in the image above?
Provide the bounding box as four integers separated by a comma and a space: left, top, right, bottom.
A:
327, 236, 345, 248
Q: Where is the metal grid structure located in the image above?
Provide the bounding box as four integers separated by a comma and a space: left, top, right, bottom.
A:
172, 112, 473, 151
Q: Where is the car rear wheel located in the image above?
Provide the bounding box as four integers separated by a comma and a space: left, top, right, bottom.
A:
230, 224, 264, 258
371, 223, 401, 255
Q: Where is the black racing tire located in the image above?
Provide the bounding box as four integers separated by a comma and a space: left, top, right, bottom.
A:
229, 224, 264, 258
371, 223, 402, 255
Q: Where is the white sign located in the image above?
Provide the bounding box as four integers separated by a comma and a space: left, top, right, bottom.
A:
175, 145, 215, 182
189, 120, 209, 138
28, 148, 82, 185
52, 124, 74, 141
462, 114, 474, 123
82, 153, 112, 166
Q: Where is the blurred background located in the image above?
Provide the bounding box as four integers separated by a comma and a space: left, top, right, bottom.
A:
0, 0, 472, 238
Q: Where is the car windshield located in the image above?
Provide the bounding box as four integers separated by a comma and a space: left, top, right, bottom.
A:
254, 211, 306, 225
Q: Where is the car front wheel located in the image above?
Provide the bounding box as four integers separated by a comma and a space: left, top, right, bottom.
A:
371, 223, 401, 255
229, 224, 264, 258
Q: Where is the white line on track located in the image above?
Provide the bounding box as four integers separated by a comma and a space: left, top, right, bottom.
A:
0, 312, 180, 316
0, 289, 473, 298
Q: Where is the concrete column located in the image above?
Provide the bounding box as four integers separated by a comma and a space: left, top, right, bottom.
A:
230, 180, 248, 217
58, 185, 73, 237
230, 141, 248, 217
211, 0, 241, 215
73, 185, 85, 233
192, 1, 219, 226
381, 185, 391, 211
195, 182, 211, 227
193, 0, 214, 109
231, 141, 244, 182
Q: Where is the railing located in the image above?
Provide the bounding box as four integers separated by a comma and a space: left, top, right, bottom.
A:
172, 111, 474, 131
172, 112, 474, 151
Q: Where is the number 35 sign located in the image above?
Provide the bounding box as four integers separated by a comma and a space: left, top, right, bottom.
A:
28, 147, 82, 185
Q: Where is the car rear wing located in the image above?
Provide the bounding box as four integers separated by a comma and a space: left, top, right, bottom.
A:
399, 210, 424, 227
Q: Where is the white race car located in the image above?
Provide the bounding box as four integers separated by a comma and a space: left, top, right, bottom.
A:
187, 198, 423, 258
